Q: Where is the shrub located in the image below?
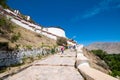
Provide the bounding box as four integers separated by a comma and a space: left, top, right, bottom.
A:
0, 0, 9, 8
51, 48, 55, 54
0, 42, 8, 50
56, 37, 67, 47
0, 67, 7, 73
37, 54, 42, 59
110, 70, 120, 77
0, 17, 6, 26
26, 45, 32, 49
10, 63, 23, 67
0, 42, 8, 47
15, 44, 20, 50
37, 34, 42, 38
22, 56, 34, 64
11, 32, 21, 43
41, 42, 50, 48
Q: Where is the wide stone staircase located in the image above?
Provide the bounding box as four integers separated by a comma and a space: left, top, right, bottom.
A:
6, 50, 84, 80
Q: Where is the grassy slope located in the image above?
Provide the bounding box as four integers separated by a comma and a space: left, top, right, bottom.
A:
0, 15, 56, 50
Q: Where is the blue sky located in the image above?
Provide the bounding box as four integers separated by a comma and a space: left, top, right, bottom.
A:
7, 0, 120, 45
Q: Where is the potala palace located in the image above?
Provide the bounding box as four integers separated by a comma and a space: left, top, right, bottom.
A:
0, 6, 76, 46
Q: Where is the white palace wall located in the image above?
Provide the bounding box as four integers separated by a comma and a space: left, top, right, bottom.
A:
47, 27, 66, 37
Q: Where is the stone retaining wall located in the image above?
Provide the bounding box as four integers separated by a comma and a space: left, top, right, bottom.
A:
0, 48, 55, 67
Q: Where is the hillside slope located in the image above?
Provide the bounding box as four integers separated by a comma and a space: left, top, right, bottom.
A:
86, 42, 120, 54
83, 48, 110, 74
0, 15, 56, 50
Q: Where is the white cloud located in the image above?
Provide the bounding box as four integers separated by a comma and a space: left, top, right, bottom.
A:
82, 8, 101, 18
116, 4, 120, 8
118, 4, 120, 7
72, 0, 120, 21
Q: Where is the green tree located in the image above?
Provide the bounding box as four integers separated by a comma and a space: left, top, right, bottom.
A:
91, 50, 120, 77
91, 50, 106, 59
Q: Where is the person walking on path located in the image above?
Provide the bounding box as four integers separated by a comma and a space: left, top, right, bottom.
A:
61, 46, 64, 54
73, 45, 76, 51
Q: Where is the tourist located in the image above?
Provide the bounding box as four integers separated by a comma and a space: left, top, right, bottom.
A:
73, 45, 76, 51
61, 46, 64, 54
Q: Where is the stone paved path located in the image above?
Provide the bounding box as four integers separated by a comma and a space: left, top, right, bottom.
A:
6, 50, 84, 80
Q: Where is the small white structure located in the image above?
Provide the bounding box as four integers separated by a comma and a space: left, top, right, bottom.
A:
14, 10, 19, 15
26, 16, 30, 21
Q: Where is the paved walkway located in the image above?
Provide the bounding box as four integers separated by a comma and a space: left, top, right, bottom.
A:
6, 50, 84, 80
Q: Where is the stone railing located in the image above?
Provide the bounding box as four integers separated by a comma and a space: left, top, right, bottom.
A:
76, 45, 118, 80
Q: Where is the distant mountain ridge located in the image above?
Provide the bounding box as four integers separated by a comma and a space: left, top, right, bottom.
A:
86, 42, 120, 54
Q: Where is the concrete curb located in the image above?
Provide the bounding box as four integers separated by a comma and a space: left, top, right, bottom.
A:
76, 45, 118, 80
